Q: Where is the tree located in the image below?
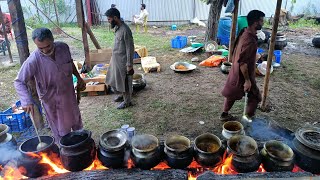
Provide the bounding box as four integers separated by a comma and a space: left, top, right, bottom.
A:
202, 0, 224, 42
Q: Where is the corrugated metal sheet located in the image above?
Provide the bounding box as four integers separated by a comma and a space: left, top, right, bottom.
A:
1, 0, 319, 26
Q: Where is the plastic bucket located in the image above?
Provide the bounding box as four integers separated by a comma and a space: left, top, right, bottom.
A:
274, 50, 282, 63
238, 16, 248, 33
171, 24, 177, 31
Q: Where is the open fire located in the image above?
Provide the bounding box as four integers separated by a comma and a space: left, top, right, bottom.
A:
0, 149, 310, 180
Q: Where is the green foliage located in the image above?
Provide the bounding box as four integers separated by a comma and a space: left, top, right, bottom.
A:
289, 18, 319, 29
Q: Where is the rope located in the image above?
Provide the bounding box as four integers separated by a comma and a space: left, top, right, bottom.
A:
27, 0, 83, 42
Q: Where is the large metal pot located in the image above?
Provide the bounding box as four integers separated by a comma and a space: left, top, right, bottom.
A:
59, 130, 96, 172
291, 127, 320, 174
130, 134, 161, 170
261, 140, 294, 172
132, 73, 146, 91
268, 33, 287, 50
194, 133, 224, 167
227, 135, 261, 173
98, 130, 128, 168
18, 136, 59, 178
220, 62, 232, 74
222, 121, 245, 140
164, 135, 193, 169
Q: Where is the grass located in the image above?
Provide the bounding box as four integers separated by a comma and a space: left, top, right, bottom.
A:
289, 19, 320, 29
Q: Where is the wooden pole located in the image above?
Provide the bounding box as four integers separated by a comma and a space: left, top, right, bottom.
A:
75, 0, 91, 69
35, 0, 40, 21
261, 0, 283, 110
7, 0, 44, 129
0, 6, 13, 63
7, 0, 29, 64
53, 0, 60, 26
85, 23, 101, 49
228, 0, 239, 62
86, 0, 92, 26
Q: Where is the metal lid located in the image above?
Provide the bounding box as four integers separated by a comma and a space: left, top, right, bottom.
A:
295, 127, 320, 151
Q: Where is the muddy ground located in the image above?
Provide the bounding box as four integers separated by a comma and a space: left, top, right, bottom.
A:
0, 25, 319, 142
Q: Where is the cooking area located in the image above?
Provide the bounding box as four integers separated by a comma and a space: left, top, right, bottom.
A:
0, 118, 319, 179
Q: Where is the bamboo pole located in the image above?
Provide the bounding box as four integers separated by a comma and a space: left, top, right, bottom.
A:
228, 0, 239, 62
261, 0, 283, 110
85, 23, 101, 49
86, 0, 92, 26
75, 0, 91, 69
0, 6, 13, 63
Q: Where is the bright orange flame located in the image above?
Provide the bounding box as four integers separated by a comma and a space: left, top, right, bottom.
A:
127, 158, 134, 169
38, 152, 69, 174
213, 152, 237, 175
84, 158, 107, 171
292, 165, 304, 172
257, 164, 266, 173
152, 162, 170, 170
1, 166, 23, 180
187, 160, 202, 169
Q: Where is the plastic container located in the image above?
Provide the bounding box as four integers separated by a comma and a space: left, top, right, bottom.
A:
257, 48, 265, 54
127, 127, 135, 140
218, 49, 229, 57
274, 50, 282, 63
171, 36, 188, 49
121, 124, 129, 132
133, 52, 140, 59
0, 101, 41, 133
171, 24, 177, 31
238, 16, 248, 33
217, 17, 238, 46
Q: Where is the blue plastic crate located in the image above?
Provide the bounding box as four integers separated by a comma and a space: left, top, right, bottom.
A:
133, 52, 140, 59
171, 36, 187, 49
0, 101, 41, 133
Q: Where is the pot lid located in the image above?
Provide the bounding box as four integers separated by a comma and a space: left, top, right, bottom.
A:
100, 130, 127, 152
205, 41, 219, 52
295, 127, 320, 151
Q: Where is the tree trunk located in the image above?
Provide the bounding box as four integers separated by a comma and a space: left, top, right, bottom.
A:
205, 0, 224, 42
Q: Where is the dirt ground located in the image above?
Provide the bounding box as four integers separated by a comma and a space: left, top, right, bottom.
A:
0, 25, 319, 142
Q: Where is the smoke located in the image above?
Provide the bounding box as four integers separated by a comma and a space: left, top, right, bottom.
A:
131, 135, 156, 150
0, 144, 22, 165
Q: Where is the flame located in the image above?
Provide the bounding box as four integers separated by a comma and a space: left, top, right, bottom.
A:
1, 166, 24, 180
213, 152, 237, 175
188, 172, 197, 180
127, 159, 134, 169
257, 164, 266, 173
292, 165, 304, 172
84, 158, 107, 171
38, 152, 69, 174
187, 160, 202, 169
152, 162, 170, 170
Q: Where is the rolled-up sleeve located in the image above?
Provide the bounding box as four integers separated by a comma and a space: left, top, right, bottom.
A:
14, 55, 37, 106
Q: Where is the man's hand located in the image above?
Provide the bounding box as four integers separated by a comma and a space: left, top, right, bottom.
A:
77, 78, 86, 91
244, 80, 252, 92
127, 66, 134, 75
22, 104, 34, 115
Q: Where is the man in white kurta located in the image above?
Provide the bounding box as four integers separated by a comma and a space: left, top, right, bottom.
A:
105, 8, 134, 109
132, 4, 148, 24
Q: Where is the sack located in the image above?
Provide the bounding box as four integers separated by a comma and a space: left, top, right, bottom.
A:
199, 55, 226, 67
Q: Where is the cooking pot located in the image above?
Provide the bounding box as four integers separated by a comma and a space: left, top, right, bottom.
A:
261, 140, 294, 172
291, 127, 320, 174
132, 73, 146, 91
194, 133, 224, 167
227, 135, 261, 173
164, 135, 193, 169
59, 130, 96, 172
130, 134, 161, 170
220, 62, 232, 74
98, 130, 128, 168
18, 136, 59, 178
222, 121, 245, 140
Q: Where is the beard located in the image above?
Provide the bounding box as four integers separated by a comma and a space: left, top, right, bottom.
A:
41, 46, 55, 57
111, 20, 117, 29
256, 24, 262, 30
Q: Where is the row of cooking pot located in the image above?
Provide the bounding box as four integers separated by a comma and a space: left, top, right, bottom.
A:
100, 130, 296, 173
